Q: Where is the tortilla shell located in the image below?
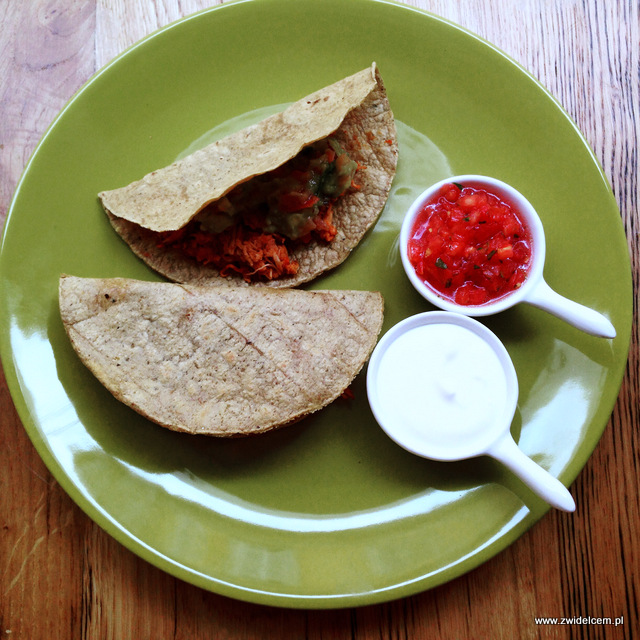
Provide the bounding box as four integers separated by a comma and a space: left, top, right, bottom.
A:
100, 64, 398, 287
59, 275, 384, 436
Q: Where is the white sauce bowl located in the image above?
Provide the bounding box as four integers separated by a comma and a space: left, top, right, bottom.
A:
366, 311, 576, 512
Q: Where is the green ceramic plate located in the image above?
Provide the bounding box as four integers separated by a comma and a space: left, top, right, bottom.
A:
0, 0, 631, 608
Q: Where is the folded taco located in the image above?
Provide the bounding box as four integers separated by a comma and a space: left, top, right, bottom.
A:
59, 275, 384, 436
99, 63, 397, 287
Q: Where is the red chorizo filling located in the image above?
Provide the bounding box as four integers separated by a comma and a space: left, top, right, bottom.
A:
157, 138, 359, 282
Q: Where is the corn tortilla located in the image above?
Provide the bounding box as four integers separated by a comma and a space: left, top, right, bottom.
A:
59, 275, 384, 436
99, 64, 397, 287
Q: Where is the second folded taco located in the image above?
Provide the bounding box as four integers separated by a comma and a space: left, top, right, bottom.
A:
59, 275, 384, 436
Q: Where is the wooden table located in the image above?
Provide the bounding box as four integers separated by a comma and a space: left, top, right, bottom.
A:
1, 1, 637, 637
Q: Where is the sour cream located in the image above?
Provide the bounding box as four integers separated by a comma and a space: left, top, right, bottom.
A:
367, 312, 578, 512
367, 313, 517, 461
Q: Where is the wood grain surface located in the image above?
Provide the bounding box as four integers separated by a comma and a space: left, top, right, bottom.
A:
1, 1, 638, 638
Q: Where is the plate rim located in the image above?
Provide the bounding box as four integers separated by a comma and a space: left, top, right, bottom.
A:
0, 0, 632, 609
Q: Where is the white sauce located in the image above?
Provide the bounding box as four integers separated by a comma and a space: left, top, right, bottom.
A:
374, 323, 509, 454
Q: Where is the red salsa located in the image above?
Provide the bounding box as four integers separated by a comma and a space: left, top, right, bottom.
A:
407, 182, 532, 306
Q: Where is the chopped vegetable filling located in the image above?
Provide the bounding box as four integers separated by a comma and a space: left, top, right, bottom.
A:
158, 137, 359, 282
